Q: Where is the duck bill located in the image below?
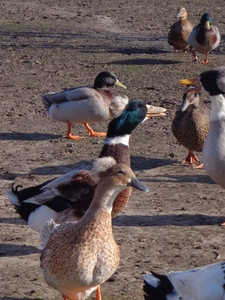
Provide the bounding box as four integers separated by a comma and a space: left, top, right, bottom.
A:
205, 20, 211, 30
179, 78, 201, 93
128, 177, 149, 192
115, 79, 127, 89
146, 105, 167, 117
180, 99, 189, 111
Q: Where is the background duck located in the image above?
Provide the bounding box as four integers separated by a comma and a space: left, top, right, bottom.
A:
6, 100, 166, 232
180, 67, 225, 190
40, 162, 149, 300
167, 7, 193, 53
144, 261, 225, 300
188, 13, 221, 63
172, 89, 209, 168
42, 71, 127, 140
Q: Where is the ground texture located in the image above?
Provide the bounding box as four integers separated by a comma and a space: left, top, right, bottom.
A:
1, 1, 225, 299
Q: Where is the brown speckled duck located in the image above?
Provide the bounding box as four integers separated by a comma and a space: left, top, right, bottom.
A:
188, 13, 221, 64
168, 7, 193, 53
6, 99, 166, 232
172, 89, 210, 168
40, 162, 149, 300
42, 71, 127, 140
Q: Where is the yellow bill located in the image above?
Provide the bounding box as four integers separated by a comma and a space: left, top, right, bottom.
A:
115, 79, 127, 89
180, 78, 201, 93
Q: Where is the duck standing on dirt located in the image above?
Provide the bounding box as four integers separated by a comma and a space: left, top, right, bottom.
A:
42, 71, 127, 140
40, 162, 149, 300
180, 67, 225, 190
6, 100, 166, 232
172, 89, 209, 168
143, 261, 225, 300
188, 13, 221, 64
167, 7, 193, 53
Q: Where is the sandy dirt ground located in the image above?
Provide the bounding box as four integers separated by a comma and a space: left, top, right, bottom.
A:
1, 0, 225, 299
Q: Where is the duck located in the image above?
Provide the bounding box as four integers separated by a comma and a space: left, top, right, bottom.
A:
6, 99, 166, 232
143, 261, 225, 300
172, 88, 210, 168
188, 13, 221, 64
42, 71, 127, 140
168, 7, 193, 53
40, 162, 149, 300
180, 67, 225, 189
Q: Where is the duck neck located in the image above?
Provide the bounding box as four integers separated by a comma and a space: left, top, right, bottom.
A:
210, 95, 225, 122
98, 135, 131, 166
88, 180, 124, 213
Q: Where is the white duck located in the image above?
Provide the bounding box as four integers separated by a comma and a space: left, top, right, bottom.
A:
144, 261, 225, 300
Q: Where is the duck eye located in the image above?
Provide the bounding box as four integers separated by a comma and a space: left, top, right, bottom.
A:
118, 170, 125, 175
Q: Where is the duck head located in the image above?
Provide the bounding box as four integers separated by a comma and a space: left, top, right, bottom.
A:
200, 13, 212, 30
176, 7, 187, 21
107, 99, 166, 138
93, 71, 126, 89
179, 89, 201, 111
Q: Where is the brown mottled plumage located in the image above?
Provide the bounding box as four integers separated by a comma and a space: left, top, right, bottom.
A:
168, 7, 193, 52
172, 91, 210, 167
40, 163, 149, 300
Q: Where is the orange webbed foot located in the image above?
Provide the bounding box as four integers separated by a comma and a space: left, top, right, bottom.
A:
84, 123, 106, 137
181, 150, 200, 165
66, 122, 84, 140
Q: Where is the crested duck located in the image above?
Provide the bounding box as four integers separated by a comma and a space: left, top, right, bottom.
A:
172, 89, 209, 168
188, 13, 221, 64
180, 67, 225, 189
144, 261, 225, 300
42, 71, 127, 140
6, 99, 166, 232
40, 162, 149, 300
168, 7, 193, 53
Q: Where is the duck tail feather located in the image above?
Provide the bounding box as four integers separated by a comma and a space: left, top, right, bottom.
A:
143, 271, 180, 300
41, 95, 52, 111
6, 184, 21, 207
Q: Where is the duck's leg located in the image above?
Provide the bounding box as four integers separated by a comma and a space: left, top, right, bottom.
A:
83, 123, 106, 137
201, 52, 209, 64
67, 122, 84, 140
191, 48, 198, 61
181, 150, 200, 165
95, 285, 102, 300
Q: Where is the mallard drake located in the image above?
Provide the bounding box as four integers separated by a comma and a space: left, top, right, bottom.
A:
144, 261, 225, 300
180, 67, 225, 189
42, 71, 127, 140
168, 7, 193, 53
172, 89, 210, 168
188, 13, 221, 64
6, 99, 166, 232
40, 162, 149, 300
